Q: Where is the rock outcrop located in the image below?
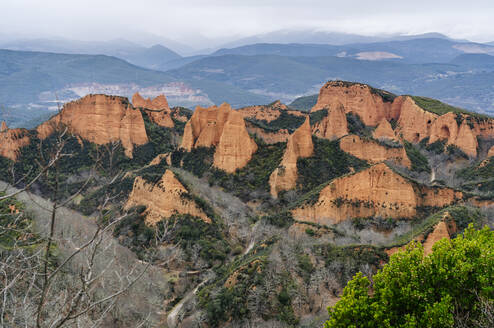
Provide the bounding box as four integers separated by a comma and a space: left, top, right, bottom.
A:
310, 81, 494, 157
292, 163, 462, 225
312, 106, 348, 140
181, 103, 258, 173
125, 169, 211, 225
373, 119, 398, 141
269, 118, 314, 197
37, 95, 148, 158
311, 81, 398, 126
488, 146, 494, 158
339, 135, 411, 168
0, 122, 30, 161
245, 121, 290, 144
213, 111, 258, 173
132, 93, 174, 128
237, 100, 305, 122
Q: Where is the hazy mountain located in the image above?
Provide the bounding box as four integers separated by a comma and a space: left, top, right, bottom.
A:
0, 49, 271, 127
169, 53, 494, 113
450, 53, 494, 69
213, 38, 494, 64
218, 30, 457, 49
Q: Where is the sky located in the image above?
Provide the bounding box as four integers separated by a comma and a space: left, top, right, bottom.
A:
2, 0, 494, 48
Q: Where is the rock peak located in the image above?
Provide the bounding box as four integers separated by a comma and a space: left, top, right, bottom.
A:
0, 121, 7, 132
269, 117, 314, 197
36, 94, 148, 158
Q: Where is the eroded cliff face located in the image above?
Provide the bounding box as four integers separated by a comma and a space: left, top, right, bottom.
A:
310, 82, 494, 157
0, 122, 30, 161
213, 111, 258, 173
245, 121, 290, 144
373, 119, 398, 141
237, 100, 304, 122
269, 118, 313, 197
181, 103, 258, 172
132, 93, 174, 128
488, 146, 494, 158
311, 81, 397, 126
37, 95, 148, 158
292, 163, 462, 225
125, 169, 210, 225
339, 135, 411, 168
312, 106, 348, 140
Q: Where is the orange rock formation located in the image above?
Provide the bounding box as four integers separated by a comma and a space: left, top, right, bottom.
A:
373, 119, 398, 141
311, 81, 494, 157
311, 81, 398, 126
269, 118, 314, 197
339, 135, 411, 168
0, 122, 30, 161
312, 106, 348, 140
181, 103, 258, 172
132, 93, 174, 128
245, 121, 290, 144
488, 146, 494, 158
292, 163, 462, 225
237, 100, 305, 122
125, 169, 211, 225
37, 95, 148, 158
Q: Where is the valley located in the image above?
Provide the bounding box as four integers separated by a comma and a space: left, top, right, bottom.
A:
1, 81, 493, 327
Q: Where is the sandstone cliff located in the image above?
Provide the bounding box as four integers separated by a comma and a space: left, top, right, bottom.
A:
132, 93, 174, 128
373, 119, 398, 141
292, 163, 462, 225
125, 169, 210, 225
37, 95, 148, 158
312, 106, 348, 140
237, 100, 304, 122
311, 81, 398, 126
269, 118, 314, 197
311, 82, 494, 157
213, 111, 258, 173
181, 103, 258, 172
339, 135, 411, 168
0, 122, 30, 161
245, 121, 290, 144
488, 146, 494, 158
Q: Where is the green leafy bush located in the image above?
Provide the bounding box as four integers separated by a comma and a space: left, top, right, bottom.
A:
325, 225, 494, 328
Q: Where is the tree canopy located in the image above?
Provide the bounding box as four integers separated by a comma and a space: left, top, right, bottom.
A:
325, 225, 494, 328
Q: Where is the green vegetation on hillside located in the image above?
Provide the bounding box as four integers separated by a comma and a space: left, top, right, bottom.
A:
210, 142, 286, 201
412, 96, 491, 120
404, 140, 431, 173
246, 111, 306, 132
325, 225, 494, 328
297, 136, 369, 193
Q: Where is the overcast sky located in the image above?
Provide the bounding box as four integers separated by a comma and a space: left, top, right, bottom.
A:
2, 0, 494, 46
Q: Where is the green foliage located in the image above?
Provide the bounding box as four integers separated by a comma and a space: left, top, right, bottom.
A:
171, 147, 215, 178
325, 225, 494, 328
457, 158, 494, 195
404, 141, 431, 173
261, 211, 294, 228
309, 108, 328, 125
297, 136, 369, 193
346, 113, 374, 137
210, 142, 286, 201
0, 193, 38, 248
412, 96, 490, 121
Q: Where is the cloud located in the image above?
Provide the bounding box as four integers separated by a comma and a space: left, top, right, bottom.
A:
1, 0, 493, 46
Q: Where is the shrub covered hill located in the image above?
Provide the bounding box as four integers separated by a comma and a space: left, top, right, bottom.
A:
1, 81, 494, 327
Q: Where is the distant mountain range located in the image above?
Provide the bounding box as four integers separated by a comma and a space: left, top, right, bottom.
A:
2, 32, 494, 127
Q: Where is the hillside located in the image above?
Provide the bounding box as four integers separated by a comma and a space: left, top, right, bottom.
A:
0, 49, 271, 127
1, 81, 493, 327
